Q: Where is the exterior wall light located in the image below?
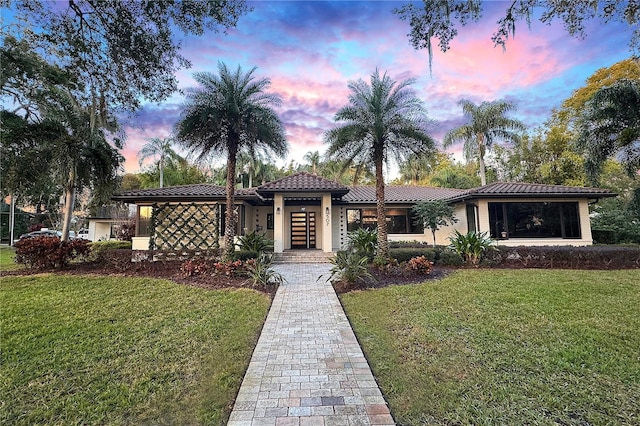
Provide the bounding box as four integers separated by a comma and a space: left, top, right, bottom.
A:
276, 207, 281, 215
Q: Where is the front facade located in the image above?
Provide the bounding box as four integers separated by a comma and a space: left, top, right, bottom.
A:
112, 172, 615, 252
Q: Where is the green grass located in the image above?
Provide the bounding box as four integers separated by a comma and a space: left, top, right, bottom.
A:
341, 269, 640, 425
0, 245, 19, 271
1, 275, 270, 425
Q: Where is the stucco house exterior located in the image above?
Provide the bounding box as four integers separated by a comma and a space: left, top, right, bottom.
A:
111, 172, 615, 252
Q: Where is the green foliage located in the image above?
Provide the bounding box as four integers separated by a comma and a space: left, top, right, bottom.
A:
389, 247, 463, 266
137, 137, 180, 188
412, 200, 458, 246
591, 210, 640, 244
448, 230, 495, 267
138, 155, 209, 189
243, 254, 286, 288
176, 62, 288, 260
236, 231, 273, 253
232, 250, 260, 261
5, 1, 249, 113
346, 228, 377, 258
325, 69, 435, 259
324, 251, 374, 285
443, 99, 525, 185
578, 79, 640, 183
15, 236, 90, 269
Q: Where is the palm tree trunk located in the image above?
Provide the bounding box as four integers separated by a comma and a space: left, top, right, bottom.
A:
374, 151, 389, 260
478, 134, 487, 185
61, 171, 76, 242
159, 160, 164, 188
223, 140, 239, 259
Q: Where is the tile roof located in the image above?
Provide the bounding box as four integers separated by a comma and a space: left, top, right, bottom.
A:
343, 186, 465, 203
445, 182, 616, 202
112, 184, 261, 202
257, 172, 349, 196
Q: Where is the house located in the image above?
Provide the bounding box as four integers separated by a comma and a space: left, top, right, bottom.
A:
111, 172, 615, 252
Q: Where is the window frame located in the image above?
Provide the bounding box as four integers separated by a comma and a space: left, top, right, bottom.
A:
488, 201, 581, 239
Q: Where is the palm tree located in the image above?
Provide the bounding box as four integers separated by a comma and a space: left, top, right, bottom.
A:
137, 137, 178, 188
443, 99, 525, 185
578, 79, 640, 184
303, 150, 321, 174
325, 69, 435, 260
176, 63, 288, 259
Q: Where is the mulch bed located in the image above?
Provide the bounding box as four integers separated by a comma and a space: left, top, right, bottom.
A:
1, 260, 275, 295
332, 266, 452, 293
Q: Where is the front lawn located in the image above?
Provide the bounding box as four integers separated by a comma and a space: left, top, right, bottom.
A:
1, 275, 270, 425
0, 245, 19, 271
341, 269, 640, 425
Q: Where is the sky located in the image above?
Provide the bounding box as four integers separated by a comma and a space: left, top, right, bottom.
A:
119, 0, 634, 176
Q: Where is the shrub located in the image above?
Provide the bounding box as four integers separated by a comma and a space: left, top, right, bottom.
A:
390, 247, 440, 263
89, 241, 133, 263
484, 245, 640, 269
114, 219, 135, 241
236, 231, 273, 253
213, 259, 244, 276
407, 256, 434, 275
437, 248, 464, 266
244, 254, 286, 288
180, 259, 211, 277
449, 230, 496, 267
233, 250, 259, 261
323, 250, 374, 285
346, 228, 377, 258
15, 237, 90, 269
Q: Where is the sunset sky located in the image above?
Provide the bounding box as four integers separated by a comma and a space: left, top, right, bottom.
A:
118, 1, 633, 175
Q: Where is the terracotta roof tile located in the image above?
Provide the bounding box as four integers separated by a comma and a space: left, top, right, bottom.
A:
344, 186, 465, 203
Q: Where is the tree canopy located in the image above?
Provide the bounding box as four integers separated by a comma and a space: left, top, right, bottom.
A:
4, 0, 250, 112
395, 1, 640, 70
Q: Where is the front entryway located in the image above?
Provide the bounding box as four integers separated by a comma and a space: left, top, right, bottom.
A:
290, 211, 316, 249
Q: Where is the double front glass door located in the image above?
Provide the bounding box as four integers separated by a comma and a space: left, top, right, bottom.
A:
290, 212, 316, 249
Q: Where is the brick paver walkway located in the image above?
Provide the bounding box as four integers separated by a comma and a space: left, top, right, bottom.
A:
228, 263, 395, 426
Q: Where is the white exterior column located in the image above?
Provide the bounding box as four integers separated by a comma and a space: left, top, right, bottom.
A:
274, 194, 285, 253
321, 194, 333, 253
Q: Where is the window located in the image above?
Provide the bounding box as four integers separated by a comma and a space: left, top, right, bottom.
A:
137, 206, 152, 236
488, 202, 581, 239
347, 208, 423, 234
267, 213, 274, 230
466, 204, 477, 233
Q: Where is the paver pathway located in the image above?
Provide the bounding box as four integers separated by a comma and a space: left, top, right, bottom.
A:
228, 263, 395, 426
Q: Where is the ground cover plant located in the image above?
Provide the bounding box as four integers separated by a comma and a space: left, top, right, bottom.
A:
1, 275, 270, 425
341, 269, 640, 425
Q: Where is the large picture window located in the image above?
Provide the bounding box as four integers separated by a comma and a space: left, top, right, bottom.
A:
488, 202, 581, 239
347, 208, 423, 234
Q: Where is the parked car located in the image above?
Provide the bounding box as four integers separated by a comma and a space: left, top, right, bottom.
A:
18, 230, 62, 240
77, 229, 90, 240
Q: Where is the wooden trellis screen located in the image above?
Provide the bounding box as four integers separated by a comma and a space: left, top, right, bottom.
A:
149, 202, 220, 251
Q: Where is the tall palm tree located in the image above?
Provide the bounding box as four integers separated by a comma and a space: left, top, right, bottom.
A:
137, 137, 178, 188
303, 150, 321, 174
176, 63, 288, 258
325, 69, 435, 260
443, 99, 525, 185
